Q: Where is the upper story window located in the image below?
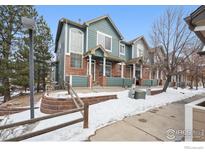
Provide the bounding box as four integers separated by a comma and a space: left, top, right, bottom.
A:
133, 45, 144, 58
97, 31, 112, 52
138, 49, 143, 57
69, 28, 84, 53
119, 43, 125, 55
133, 45, 138, 58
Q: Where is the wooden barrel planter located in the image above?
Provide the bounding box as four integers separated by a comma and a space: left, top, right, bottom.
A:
41, 94, 117, 114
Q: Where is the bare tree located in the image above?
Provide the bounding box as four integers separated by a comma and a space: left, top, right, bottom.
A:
150, 8, 201, 92
186, 53, 205, 89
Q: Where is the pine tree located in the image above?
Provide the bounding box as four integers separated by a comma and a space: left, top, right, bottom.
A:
0, 6, 36, 102
34, 16, 53, 92
12, 45, 29, 92
0, 6, 53, 101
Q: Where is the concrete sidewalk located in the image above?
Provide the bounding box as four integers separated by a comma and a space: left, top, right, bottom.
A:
89, 93, 205, 141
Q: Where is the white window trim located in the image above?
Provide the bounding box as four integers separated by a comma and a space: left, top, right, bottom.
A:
70, 52, 84, 69
119, 43, 125, 56
69, 27, 84, 55
96, 31, 112, 52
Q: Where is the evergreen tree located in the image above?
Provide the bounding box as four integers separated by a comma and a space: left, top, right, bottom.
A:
34, 16, 53, 92
12, 45, 29, 92
0, 6, 36, 102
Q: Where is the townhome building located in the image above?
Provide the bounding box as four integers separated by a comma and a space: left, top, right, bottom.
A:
54, 15, 166, 88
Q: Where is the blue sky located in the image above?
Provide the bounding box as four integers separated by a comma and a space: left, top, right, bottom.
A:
35, 5, 199, 44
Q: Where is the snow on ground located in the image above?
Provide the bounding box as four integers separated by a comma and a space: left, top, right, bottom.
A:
1, 87, 205, 141
0, 91, 21, 104
46, 90, 122, 99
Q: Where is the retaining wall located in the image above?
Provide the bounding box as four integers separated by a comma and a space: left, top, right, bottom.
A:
41, 94, 117, 114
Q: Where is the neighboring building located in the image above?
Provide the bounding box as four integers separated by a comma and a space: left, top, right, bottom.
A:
55, 15, 165, 87
185, 5, 205, 55
185, 5, 205, 86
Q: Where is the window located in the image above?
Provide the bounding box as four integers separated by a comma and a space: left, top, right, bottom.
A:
71, 53, 82, 68
119, 43, 125, 55
133, 44, 144, 58
134, 45, 138, 58
99, 61, 112, 77
125, 66, 132, 78
70, 28, 84, 53
106, 64, 112, 77
97, 31, 112, 52
138, 49, 143, 57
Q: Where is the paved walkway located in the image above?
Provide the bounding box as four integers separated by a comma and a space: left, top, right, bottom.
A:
89, 93, 205, 141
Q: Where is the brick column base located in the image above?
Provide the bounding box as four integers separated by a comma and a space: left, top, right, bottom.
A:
102, 76, 107, 86
88, 75, 93, 88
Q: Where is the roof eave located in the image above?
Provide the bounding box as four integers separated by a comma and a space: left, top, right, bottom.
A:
55, 18, 85, 53
85, 15, 124, 40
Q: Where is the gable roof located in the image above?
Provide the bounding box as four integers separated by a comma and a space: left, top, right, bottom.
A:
55, 15, 124, 53
149, 46, 166, 62
84, 15, 124, 39
128, 36, 150, 49
84, 45, 125, 62
54, 18, 85, 53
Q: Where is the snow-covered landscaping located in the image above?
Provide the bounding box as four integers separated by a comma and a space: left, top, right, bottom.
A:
1, 87, 205, 141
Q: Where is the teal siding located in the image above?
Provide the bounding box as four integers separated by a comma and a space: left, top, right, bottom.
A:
88, 18, 121, 57
142, 79, 158, 86
126, 45, 132, 60
72, 75, 88, 87
107, 77, 132, 87
142, 80, 152, 86
123, 78, 133, 87
107, 77, 123, 86
119, 43, 132, 61
152, 79, 158, 86
95, 48, 104, 57
56, 24, 66, 86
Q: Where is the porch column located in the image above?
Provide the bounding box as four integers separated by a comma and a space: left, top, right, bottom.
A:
103, 57, 106, 76
161, 71, 163, 80
132, 64, 136, 79
140, 64, 142, 79
89, 55, 92, 75
156, 68, 159, 79
89, 55, 92, 88
133, 64, 136, 86
121, 62, 124, 78
149, 70, 152, 80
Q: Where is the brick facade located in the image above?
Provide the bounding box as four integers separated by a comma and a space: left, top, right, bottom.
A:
112, 62, 121, 77
65, 55, 88, 76
64, 55, 164, 87
142, 66, 150, 80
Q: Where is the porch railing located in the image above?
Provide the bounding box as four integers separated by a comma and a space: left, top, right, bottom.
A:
106, 77, 133, 87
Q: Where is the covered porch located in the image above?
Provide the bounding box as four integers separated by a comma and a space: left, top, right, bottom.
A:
84, 45, 133, 88
126, 58, 164, 86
